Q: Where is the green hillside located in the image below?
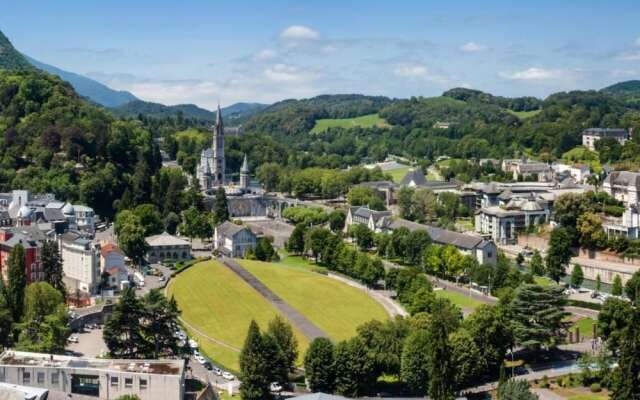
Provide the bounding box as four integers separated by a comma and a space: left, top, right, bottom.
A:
311, 113, 390, 133
0, 30, 34, 70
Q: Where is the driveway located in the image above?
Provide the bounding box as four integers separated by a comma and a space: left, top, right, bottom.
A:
66, 326, 107, 358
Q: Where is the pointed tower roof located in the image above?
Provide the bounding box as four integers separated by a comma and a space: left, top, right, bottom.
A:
215, 103, 223, 133
241, 154, 249, 173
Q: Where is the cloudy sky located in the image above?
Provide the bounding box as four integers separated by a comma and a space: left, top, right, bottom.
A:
3, 0, 640, 109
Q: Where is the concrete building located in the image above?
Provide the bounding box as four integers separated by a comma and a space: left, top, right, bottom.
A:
602, 206, 640, 239
0, 350, 185, 400
345, 206, 392, 232
603, 171, 640, 207
214, 221, 257, 257
475, 195, 550, 245
582, 128, 629, 151
60, 231, 101, 294
145, 232, 191, 263
552, 162, 591, 183
100, 243, 126, 272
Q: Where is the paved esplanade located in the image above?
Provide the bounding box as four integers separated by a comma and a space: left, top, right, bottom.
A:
221, 258, 328, 340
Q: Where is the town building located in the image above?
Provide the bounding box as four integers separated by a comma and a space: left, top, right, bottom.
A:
214, 221, 258, 257
345, 206, 392, 232
145, 232, 191, 263
602, 206, 640, 239
551, 162, 591, 183
603, 171, 640, 207
582, 128, 629, 151
100, 243, 126, 272
196, 104, 225, 191
0, 227, 49, 284
474, 194, 550, 245
0, 350, 185, 400
59, 230, 101, 294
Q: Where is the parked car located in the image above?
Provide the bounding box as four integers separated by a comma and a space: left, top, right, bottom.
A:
222, 372, 235, 381
213, 367, 222, 376
189, 339, 198, 349
203, 361, 213, 370
270, 383, 283, 393
196, 355, 206, 365
68, 335, 79, 343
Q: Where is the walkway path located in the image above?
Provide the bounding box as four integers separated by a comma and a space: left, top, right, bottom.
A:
327, 273, 409, 317
221, 258, 328, 340
532, 388, 566, 400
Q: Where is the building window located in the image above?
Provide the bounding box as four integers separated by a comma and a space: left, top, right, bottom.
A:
37, 371, 45, 384
23, 372, 30, 384
51, 372, 59, 384
125, 377, 133, 388
140, 378, 148, 389
71, 374, 100, 397
110, 376, 119, 387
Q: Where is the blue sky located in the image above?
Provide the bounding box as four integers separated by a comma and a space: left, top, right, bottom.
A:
2, 0, 640, 109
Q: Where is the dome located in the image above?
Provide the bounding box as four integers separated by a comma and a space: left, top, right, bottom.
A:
17, 205, 32, 219
521, 200, 543, 211
62, 203, 75, 215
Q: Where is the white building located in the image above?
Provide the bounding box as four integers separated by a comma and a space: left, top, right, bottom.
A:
582, 128, 629, 151
475, 195, 550, 245
345, 206, 392, 232
145, 232, 191, 263
214, 221, 258, 257
0, 350, 185, 400
59, 231, 101, 294
603, 171, 640, 207
552, 163, 591, 183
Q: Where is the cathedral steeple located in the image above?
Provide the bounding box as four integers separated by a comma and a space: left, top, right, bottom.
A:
212, 102, 225, 185
240, 153, 250, 190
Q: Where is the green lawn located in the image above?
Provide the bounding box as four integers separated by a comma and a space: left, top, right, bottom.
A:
239, 260, 389, 341
534, 276, 557, 287
433, 289, 482, 310
567, 395, 608, 400
278, 252, 317, 270
570, 317, 596, 337
311, 113, 390, 133
167, 260, 309, 371
507, 109, 542, 119
386, 165, 413, 183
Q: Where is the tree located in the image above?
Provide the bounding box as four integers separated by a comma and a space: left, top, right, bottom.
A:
103, 288, 146, 358
334, 337, 376, 398
596, 274, 602, 293
497, 379, 538, 400
180, 207, 213, 240
426, 301, 455, 400
598, 297, 633, 355
577, 212, 606, 249
118, 221, 148, 266
530, 250, 544, 276
510, 284, 569, 350
401, 330, 430, 395
328, 210, 346, 233
142, 290, 182, 359
404, 229, 431, 266
133, 204, 164, 236
41, 240, 65, 295
0, 285, 13, 348
304, 338, 335, 393
464, 304, 512, 374
164, 212, 180, 235
570, 264, 584, 288
612, 275, 623, 296
256, 162, 282, 192
611, 309, 640, 400
349, 224, 374, 250
357, 318, 410, 376
545, 227, 572, 283
131, 151, 152, 206
267, 316, 298, 386
239, 320, 271, 400
254, 237, 277, 262
5, 244, 26, 322
450, 329, 483, 389
16, 282, 69, 353
625, 271, 640, 304
286, 224, 306, 255
212, 187, 230, 224
516, 252, 524, 266
305, 227, 331, 262
346, 186, 385, 211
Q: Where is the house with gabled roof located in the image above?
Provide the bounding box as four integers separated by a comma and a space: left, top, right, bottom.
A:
214, 221, 257, 257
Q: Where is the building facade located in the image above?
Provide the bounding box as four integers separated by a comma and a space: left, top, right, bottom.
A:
582, 128, 629, 151
60, 231, 101, 294
0, 228, 43, 284
603, 171, 640, 207
214, 221, 258, 257
0, 350, 184, 400
145, 232, 191, 263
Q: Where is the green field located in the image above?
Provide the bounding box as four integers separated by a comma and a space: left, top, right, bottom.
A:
239, 260, 389, 341
434, 289, 483, 311
534, 276, 557, 287
311, 113, 390, 133
387, 165, 413, 183
570, 317, 596, 337
508, 109, 542, 119
167, 260, 309, 371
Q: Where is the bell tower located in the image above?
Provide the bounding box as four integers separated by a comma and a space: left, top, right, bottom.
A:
212, 103, 225, 185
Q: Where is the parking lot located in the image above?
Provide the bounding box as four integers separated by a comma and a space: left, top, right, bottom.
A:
66, 325, 107, 358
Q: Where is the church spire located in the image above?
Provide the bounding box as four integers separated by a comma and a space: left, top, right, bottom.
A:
215, 103, 223, 134
241, 153, 249, 173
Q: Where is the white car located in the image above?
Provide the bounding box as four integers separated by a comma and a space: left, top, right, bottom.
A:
189, 339, 198, 349
270, 382, 283, 393
195, 355, 206, 365
222, 372, 235, 381
68, 335, 79, 343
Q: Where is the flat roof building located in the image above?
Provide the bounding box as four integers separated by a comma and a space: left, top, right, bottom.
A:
0, 350, 185, 400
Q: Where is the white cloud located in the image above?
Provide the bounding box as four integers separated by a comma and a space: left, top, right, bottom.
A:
460, 42, 486, 52
617, 51, 640, 61
280, 25, 319, 41
264, 63, 315, 83
634, 37, 640, 47
499, 67, 578, 81
253, 49, 277, 61
393, 64, 430, 78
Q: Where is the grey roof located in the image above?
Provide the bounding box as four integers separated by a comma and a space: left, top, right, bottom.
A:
43, 207, 65, 221
388, 218, 484, 250
498, 189, 513, 200
582, 128, 628, 138
605, 171, 640, 189
293, 394, 348, 400
517, 162, 550, 173
0, 211, 9, 220
399, 168, 427, 186
358, 181, 397, 190
216, 221, 253, 238
351, 206, 392, 221
146, 232, 191, 247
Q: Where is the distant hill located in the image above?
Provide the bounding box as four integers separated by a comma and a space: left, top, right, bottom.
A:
0, 30, 35, 70
111, 100, 269, 125
443, 87, 542, 112
601, 80, 640, 106
26, 56, 138, 108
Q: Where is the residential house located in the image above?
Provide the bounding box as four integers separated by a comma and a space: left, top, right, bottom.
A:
60, 231, 101, 294
552, 162, 591, 183
345, 206, 392, 232
145, 232, 191, 263
603, 171, 640, 207
0, 228, 43, 284
582, 128, 629, 151
214, 221, 258, 257
100, 243, 125, 272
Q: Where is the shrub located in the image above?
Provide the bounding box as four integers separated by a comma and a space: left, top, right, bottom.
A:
311, 266, 328, 275
541, 375, 550, 388
590, 383, 602, 393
